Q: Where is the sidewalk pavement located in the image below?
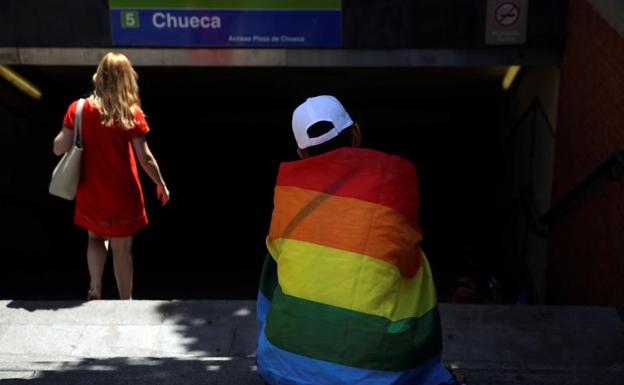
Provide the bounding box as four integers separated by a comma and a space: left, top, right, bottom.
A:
0, 300, 623, 384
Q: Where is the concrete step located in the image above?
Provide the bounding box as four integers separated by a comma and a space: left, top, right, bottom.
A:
0, 301, 622, 384
440, 304, 624, 384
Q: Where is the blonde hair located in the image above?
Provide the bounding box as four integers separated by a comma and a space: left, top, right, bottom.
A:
90, 52, 141, 130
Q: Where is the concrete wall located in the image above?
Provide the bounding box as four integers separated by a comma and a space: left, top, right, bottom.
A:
549, 0, 624, 306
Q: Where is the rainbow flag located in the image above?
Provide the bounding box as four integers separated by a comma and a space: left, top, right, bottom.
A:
257, 147, 451, 385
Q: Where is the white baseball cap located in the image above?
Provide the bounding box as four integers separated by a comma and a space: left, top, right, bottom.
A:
292, 95, 354, 149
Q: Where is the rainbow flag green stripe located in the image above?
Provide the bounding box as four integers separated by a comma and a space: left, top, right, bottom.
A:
109, 0, 341, 10
265, 285, 442, 372
259, 253, 278, 301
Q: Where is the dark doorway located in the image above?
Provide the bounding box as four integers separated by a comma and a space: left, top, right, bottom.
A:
0, 66, 506, 300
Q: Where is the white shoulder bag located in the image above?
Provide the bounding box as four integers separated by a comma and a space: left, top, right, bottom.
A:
49, 98, 85, 200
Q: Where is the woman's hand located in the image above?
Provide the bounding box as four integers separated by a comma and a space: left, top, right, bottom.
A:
157, 184, 170, 206
132, 136, 169, 206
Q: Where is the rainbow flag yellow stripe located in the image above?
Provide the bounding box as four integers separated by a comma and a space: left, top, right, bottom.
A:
268, 238, 436, 321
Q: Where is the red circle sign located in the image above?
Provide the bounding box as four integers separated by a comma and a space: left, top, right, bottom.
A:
495, 2, 520, 27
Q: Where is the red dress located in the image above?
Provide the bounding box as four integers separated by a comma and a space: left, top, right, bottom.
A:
63, 99, 149, 237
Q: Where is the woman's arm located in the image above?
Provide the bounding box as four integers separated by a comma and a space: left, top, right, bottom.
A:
131, 135, 170, 205
52, 128, 73, 156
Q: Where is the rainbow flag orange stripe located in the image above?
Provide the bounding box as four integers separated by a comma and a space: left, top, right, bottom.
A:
269, 186, 423, 278
275, 147, 421, 230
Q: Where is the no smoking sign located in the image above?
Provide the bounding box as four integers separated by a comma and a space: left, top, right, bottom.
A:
495, 2, 520, 27
486, 0, 527, 45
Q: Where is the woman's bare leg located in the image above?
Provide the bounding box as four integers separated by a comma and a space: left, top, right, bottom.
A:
111, 236, 134, 300
87, 231, 109, 299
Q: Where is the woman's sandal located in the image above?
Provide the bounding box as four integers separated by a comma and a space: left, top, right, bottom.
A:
87, 289, 102, 300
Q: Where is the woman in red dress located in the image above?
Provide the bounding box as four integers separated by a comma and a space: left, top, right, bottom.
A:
52, 52, 169, 300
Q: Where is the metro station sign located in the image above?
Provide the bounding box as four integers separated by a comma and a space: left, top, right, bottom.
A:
109, 0, 342, 47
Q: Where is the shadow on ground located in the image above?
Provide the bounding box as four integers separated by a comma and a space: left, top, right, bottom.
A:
6, 300, 85, 312
0, 357, 263, 385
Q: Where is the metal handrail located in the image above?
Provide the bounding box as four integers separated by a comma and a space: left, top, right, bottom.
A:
540, 149, 624, 226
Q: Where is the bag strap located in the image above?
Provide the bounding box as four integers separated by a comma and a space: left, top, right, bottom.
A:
74, 98, 86, 148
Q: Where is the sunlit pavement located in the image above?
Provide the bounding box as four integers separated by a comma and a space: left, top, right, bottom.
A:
0, 300, 262, 384
0, 301, 623, 384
